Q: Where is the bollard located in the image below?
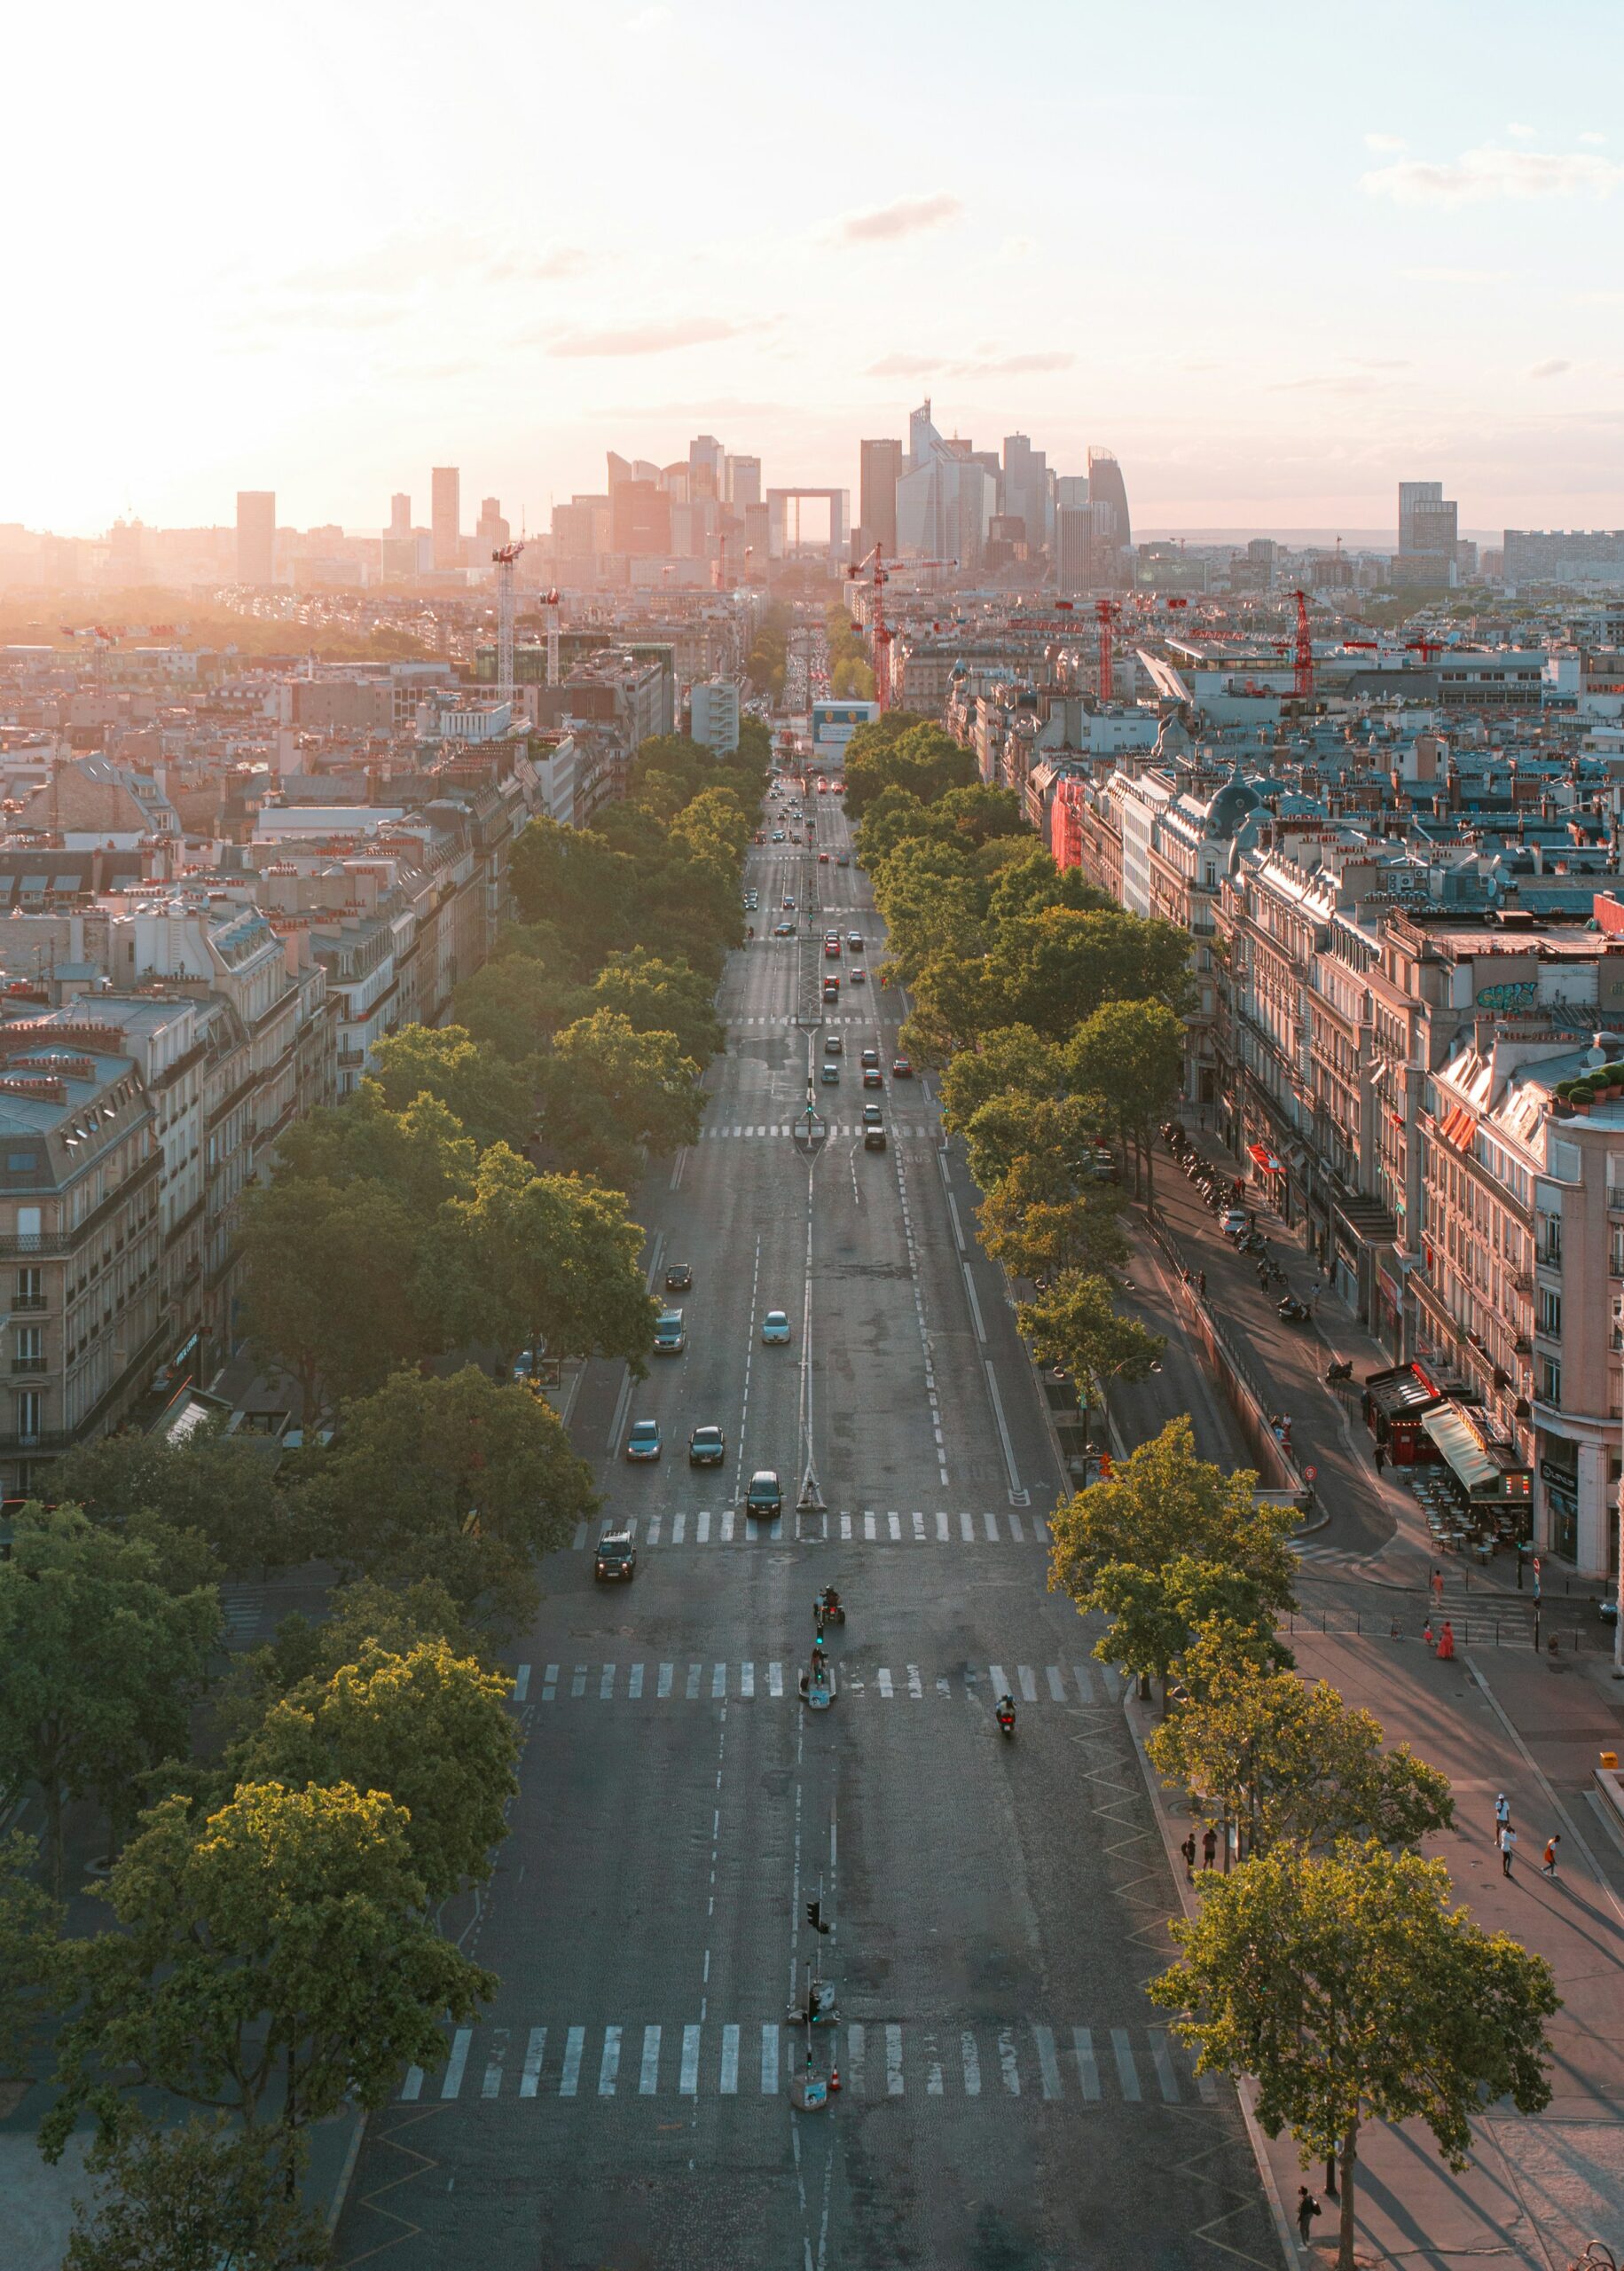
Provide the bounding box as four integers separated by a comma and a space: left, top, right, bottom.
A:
830, 2063, 841, 2092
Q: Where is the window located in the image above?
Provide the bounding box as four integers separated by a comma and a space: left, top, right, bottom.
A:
1540, 1356, 1563, 1407
1539, 1212, 1562, 1264
16, 1389, 43, 1442
14, 1268, 42, 1311
1539, 1287, 1563, 1337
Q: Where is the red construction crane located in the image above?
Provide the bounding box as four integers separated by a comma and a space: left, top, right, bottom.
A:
847, 544, 893, 712
1291, 588, 1314, 699
1095, 599, 1121, 701
1406, 634, 1447, 664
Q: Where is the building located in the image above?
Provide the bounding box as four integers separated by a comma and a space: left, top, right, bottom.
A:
859, 439, 902, 556
431, 467, 461, 571
1002, 435, 1049, 558
1086, 450, 1132, 565
1504, 530, 1624, 590
1398, 480, 1458, 580
726, 456, 762, 513
610, 482, 672, 558
388, 493, 412, 540
688, 678, 741, 756
236, 491, 276, 585
475, 497, 510, 551
1057, 502, 1119, 598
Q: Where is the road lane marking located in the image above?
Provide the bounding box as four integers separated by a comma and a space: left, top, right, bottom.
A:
570, 1666, 586, 1698
672, 1513, 686, 1546
937, 1511, 949, 1540
1033, 2025, 1062, 2100
647, 1515, 663, 1545
719, 2024, 740, 2094
876, 1668, 893, 1698
542, 1663, 558, 1701
886, 2024, 904, 2095
961, 2032, 981, 2096
1149, 2027, 1180, 2102
1072, 1663, 1095, 1703
741, 1662, 755, 1697
686, 1664, 702, 1699
520, 2029, 545, 2097
1073, 2028, 1100, 2101
1047, 1667, 1067, 1701
513, 1665, 530, 1701
984, 1512, 998, 1541
961, 1512, 975, 1542
712, 1662, 726, 1698
989, 1663, 1008, 1699
400, 2063, 423, 2102
696, 1511, 710, 1544
658, 1663, 673, 1698
864, 1512, 876, 1540
1018, 1666, 1038, 1703
560, 2026, 584, 2097
925, 2032, 944, 2094
481, 2029, 507, 2099
680, 2026, 701, 2094
639, 2025, 660, 2094
998, 2028, 1021, 2094
442, 2029, 471, 2100
1008, 1513, 1025, 1543
770, 1662, 784, 1696
1111, 2028, 1142, 2101
629, 1663, 644, 1699
600, 1665, 615, 1701
848, 2023, 865, 2094
600, 2026, 621, 2096
761, 2023, 779, 2094
721, 1508, 734, 1541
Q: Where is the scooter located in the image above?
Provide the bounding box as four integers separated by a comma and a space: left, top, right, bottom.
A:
995, 1697, 1016, 1738
1324, 1358, 1353, 1383
1277, 1296, 1310, 1323
816, 1587, 846, 1627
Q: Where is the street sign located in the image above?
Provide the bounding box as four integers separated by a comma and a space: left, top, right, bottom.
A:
1304, 1464, 1317, 1481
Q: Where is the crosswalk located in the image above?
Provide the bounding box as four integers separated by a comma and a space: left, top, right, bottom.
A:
219, 1585, 266, 1646
512, 1660, 1123, 1706
570, 1507, 1053, 1550
698, 1123, 935, 1140
399, 2016, 1216, 2110
728, 1014, 880, 1027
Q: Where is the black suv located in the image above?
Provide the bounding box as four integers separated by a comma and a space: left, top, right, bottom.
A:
593, 1525, 638, 1582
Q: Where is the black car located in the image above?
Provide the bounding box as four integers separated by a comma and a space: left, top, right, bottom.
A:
594, 1525, 638, 1582
688, 1424, 726, 1466
664, 1262, 693, 1292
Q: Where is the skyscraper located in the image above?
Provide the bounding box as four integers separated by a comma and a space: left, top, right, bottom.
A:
689, 435, 725, 501
431, 467, 461, 570
388, 492, 412, 539
726, 455, 762, 512
236, 491, 276, 585
1002, 434, 1048, 556
859, 438, 902, 555
475, 497, 510, 549
1398, 480, 1458, 578
1086, 448, 1132, 564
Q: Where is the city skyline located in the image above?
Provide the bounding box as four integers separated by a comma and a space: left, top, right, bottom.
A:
9, 0, 1624, 537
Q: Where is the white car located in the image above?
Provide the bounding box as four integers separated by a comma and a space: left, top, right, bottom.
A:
761, 1309, 791, 1345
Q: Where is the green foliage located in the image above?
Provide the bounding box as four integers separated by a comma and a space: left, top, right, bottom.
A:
0, 1829, 63, 2081
64, 2113, 333, 2271
43, 1779, 495, 2157
1149, 1648, 1455, 1859
273, 1085, 477, 1222
977, 1159, 1128, 1283
232, 1640, 518, 1905
589, 947, 724, 1065
1149, 1842, 1557, 2271
368, 1025, 533, 1154
52, 1422, 296, 1581
0, 1505, 221, 1890
843, 719, 977, 818
1066, 997, 1188, 1196
237, 1175, 429, 1418
1017, 1270, 1164, 1387
1091, 1556, 1288, 1694
305, 1366, 597, 1624
537, 1008, 701, 1179
938, 1025, 1064, 1134
451, 952, 580, 1061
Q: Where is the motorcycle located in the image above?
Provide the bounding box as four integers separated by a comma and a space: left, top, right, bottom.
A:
1324, 1358, 1353, 1383
816, 1587, 846, 1627
1277, 1296, 1310, 1323
995, 1696, 1016, 1738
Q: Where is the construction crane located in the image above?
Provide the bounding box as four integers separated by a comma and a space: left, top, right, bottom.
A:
1291, 589, 1314, 700
847, 544, 893, 712
1406, 634, 1447, 664
1095, 598, 1122, 702
541, 586, 561, 688
492, 541, 525, 709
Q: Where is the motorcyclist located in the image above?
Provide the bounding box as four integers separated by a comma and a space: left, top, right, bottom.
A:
820, 1584, 841, 1619
996, 1692, 1016, 1726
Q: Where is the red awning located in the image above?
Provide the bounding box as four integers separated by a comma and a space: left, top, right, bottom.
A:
1247, 1143, 1282, 1174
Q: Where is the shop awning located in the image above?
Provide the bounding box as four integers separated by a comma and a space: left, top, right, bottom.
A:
1247, 1143, 1282, 1174
1421, 1403, 1499, 1496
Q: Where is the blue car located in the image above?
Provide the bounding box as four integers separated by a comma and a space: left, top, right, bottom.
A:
761, 1309, 791, 1345
625, 1418, 662, 1461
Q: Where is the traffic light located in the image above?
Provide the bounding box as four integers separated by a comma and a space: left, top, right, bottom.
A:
806, 1898, 829, 1933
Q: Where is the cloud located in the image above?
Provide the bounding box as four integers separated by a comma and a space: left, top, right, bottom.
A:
1400, 264, 1514, 284
834, 193, 962, 245
1362, 144, 1624, 205
1581, 131, 1608, 146
548, 316, 754, 357
1000, 234, 1036, 262
625, 4, 670, 26
1269, 373, 1387, 395
866, 352, 938, 377
494, 243, 589, 282
1507, 122, 1537, 139
1364, 131, 1406, 153
1575, 288, 1624, 306
1528, 358, 1571, 378
954, 350, 1075, 376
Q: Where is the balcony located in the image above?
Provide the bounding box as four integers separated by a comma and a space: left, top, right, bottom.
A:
12, 1293, 46, 1313
10, 1356, 45, 1376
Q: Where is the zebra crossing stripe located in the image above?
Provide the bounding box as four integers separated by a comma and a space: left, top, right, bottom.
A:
1074, 2028, 1100, 2101
600, 1665, 615, 1701
761, 2023, 779, 2094
482, 2030, 506, 2099
1149, 2027, 1179, 2102
400, 2063, 424, 2102
639, 2025, 660, 2095
571, 1666, 586, 1699
686, 1664, 701, 1700
513, 1665, 530, 1702
983, 1512, 998, 1541
657, 1663, 673, 1698
560, 2027, 584, 2098
521, 2027, 545, 2097
1047, 1667, 1066, 1702
770, 1662, 784, 1697
1034, 2025, 1062, 2102
1111, 2028, 1142, 2102
720, 2025, 740, 2095
998, 2028, 1020, 2095
961, 1511, 975, 1543
741, 1662, 755, 1698
629, 1663, 644, 1700
442, 2029, 471, 2101
989, 1662, 1008, 1697
849, 2023, 865, 2094
680, 2025, 701, 2094
962, 2032, 981, 2096
886, 2024, 904, 2095
1018, 1666, 1038, 1703
600, 2026, 621, 2097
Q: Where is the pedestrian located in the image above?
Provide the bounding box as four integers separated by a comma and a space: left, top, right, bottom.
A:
1196, 1269, 1207, 1296
1374, 1442, 1386, 1473
1258, 1262, 1269, 1289
1437, 1620, 1455, 1662
1423, 1619, 1435, 1649
1201, 1824, 1218, 1871
1541, 1835, 1559, 1878
1181, 1831, 1196, 1882
1499, 1822, 1517, 1877
1297, 2187, 1322, 2249
1494, 1792, 1510, 1840
1431, 1568, 1444, 1607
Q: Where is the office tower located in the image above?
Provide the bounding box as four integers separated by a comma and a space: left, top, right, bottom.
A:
1399, 480, 1441, 555
859, 439, 902, 555
1002, 434, 1048, 555
726, 455, 762, 512
236, 491, 276, 585
1086, 449, 1132, 559
1398, 479, 1458, 579
388, 492, 412, 539
689, 434, 726, 501
431, 467, 461, 570
475, 497, 510, 548
610, 481, 671, 555
1056, 500, 1118, 598
1055, 474, 1090, 509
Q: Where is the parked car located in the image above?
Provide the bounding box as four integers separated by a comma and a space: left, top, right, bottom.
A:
625, 1418, 662, 1461
594, 1524, 637, 1582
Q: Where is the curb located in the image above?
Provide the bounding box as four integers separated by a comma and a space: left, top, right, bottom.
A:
326, 2107, 368, 2238
1120, 1693, 1296, 2271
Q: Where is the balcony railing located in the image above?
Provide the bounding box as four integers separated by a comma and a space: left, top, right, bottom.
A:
10, 1356, 46, 1375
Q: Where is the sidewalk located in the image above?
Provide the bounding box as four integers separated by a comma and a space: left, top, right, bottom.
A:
1132, 1623, 1624, 2271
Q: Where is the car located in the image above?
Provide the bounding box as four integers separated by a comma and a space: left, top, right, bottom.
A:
818, 851, 830, 862
1090, 1147, 1118, 1183
892, 1057, 914, 1079
824, 1033, 843, 1055
820, 1060, 840, 1083
625, 1418, 662, 1461
746, 1469, 782, 1520
824, 939, 840, 958
822, 978, 839, 1001
761, 1308, 791, 1344
837, 853, 851, 867
774, 921, 796, 938
864, 1125, 888, 1151
849, 967, 866, 986
772, 829, 785, 842
653, 1308, 686, 1354
862, 1103, 883, 1126
847, 932, 863, 951
782, 895, 796, 909
664, 1261, 693, 1292
1219, 1206, 1247, 1236
594, 1524, 638, 1583
861, 1047, 880, 1068
688, 1424, 726, 1467
862, 1066, 883, 1088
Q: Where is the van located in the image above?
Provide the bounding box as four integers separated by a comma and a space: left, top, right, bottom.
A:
594, 1522, 638, 1582
653, 1308, 686, 1354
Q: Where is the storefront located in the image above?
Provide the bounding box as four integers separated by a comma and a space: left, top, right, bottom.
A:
1362, 1361, 1459, 1465
1421, 1401, 1534, 1542
1541, 1450, 1580, 1563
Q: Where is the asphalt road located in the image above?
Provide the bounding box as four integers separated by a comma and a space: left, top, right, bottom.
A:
336, 782, 1277, 2271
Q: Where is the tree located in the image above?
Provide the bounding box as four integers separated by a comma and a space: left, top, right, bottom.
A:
977, 1163, 1129, 1284
216, 1577, 486, 1752
508, 814, 638, 966
272, 1084, 477, 1221
961, 1091, 1103, 1195
1149, 1651, 1455, 1860
1067, 998, 1187, 1198
427, 1144, 656, 1370
0, 1507, 221, 1890
52, 1422, 295, 1581
938, 1025, 1064, 1134
368, 1025, 533, 1154
232, 1640, 516, 1905
985, 907, 1192, 1041
1048, 1415, 1298, 1614
589, 947, 724, 1065
1090, 1556, 1288, 1707
0, 1830, 63, 2082
537, 1008, 701, 1176
309, 1366, 597, 1623
43, 1780, 496, 2159
451, 952, 581, 1063
64, 2114, 333, 2271
1149, 1841, 1558, 2271
1017, 1270, 1164, 1390
237, 1175, 428, 1418
843, 719, 977, 818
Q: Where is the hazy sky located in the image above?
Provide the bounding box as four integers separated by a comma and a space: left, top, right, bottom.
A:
11, 0, 1624, 538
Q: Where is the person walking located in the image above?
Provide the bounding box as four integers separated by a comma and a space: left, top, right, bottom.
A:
1499, 1822, 1518, 1877
1495, 1792, 1510, 1842
1431, 1567, 1445, 1608
1201, 1824, 1218, 1871
1373, 1442, 1387, 1473
1257, 1261, 1269, 1289
1437, 1619, 1455, 1661
1181, 1832, 1196, 1882
1541, 1835, 1559, 1878
1297, 2187, 1322, 2249
1196, 1269, 1206, 1297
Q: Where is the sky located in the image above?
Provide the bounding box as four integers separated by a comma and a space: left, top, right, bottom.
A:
10, 0, 1624, 540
